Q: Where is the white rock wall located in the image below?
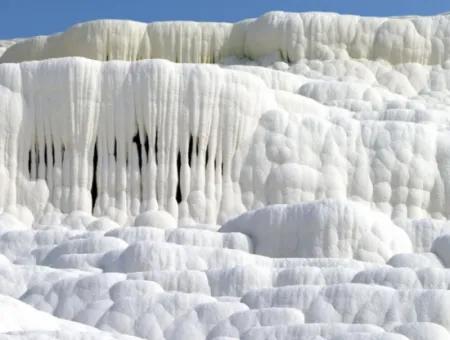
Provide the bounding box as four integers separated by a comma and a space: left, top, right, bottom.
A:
3, 55, 450, 225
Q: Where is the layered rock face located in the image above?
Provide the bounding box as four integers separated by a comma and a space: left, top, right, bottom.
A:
1, 11, 450, 340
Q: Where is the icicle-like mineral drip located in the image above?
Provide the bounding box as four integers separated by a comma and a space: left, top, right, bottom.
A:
0, 58, 275, 224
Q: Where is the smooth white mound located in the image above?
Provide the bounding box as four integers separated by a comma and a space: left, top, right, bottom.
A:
220, 200, 412, 262
134, 210, 176, 229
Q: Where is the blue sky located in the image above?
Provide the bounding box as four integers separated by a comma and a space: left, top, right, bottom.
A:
1, 0, 449, 39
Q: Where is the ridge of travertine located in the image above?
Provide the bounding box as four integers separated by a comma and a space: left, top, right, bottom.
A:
3, 11, 450, 65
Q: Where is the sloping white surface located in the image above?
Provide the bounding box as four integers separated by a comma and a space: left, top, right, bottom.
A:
0, 39, 20, 57
0, 294, 139, 339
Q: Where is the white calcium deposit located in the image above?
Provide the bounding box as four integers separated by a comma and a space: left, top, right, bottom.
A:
1, 11, 450, 340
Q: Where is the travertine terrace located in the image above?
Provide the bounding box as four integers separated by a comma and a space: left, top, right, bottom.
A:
1, 11, 450, 340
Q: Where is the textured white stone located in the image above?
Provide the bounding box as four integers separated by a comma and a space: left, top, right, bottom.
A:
2, 10, 450, 340
220, 200, 412, 261
5, 12, 450, 65
0, 294, 139, 339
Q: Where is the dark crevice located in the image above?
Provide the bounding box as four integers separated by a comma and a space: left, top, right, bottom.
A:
42, 144, 48, 180
176, 151, 182, 203
61, 145, 65, 164
24, 131, 218, 212
91, 142, 98, 208
188, 135, 193, 167
35, 144, 39, 178
154, 130, 158, 165
132, 132, 143, 171
44, 144, 48, 168
51, 143, 55, 166
132, 133, 140, 144
143, 133, 149, 157
28, 143, 57, 179
27, 150, 32, 177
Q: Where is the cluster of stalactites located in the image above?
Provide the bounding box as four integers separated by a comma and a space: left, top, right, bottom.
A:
0, 58, 276, 224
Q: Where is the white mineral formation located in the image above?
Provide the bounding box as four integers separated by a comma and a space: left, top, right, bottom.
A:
1, 10, 450, 340
220, 200, 413, 261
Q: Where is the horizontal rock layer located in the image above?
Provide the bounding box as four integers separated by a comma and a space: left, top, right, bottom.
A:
3, 12, 450, 65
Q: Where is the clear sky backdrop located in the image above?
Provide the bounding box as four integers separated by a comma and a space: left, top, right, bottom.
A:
1, 0, 450, 39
